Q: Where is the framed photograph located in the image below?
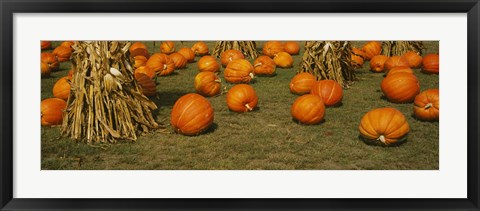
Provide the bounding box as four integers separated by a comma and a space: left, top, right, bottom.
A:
1, 0, 479, 210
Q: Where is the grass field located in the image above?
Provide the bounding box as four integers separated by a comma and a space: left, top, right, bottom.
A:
41, 41, 439, 170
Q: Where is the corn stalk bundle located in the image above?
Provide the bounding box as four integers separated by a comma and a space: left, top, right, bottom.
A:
212, 41, 258, 59
381, 41, 424, 56
61, 41, 159, 143
300, 41, 355, 87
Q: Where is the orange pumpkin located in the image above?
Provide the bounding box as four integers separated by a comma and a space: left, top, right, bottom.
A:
290, 72, 317, 95
129, 42, 149, 58
170, 52, 187, 69
220, 50, 245, 67
60, 41, 75, 49
134, 66, 156, 79
226, 84, 258, 112
160, 41, 175, 54
52, 46, 73, 62
413, 89, 439, 121
310, 80, 343, 107
41, 62, 51, 77
384, 56, 409, 70
253, 56, 276, 76
177, 47, 195, 62
171, 93, 214, 136
197, 55, 220, 73
381, 72, 420, 103
68, 69, 74, 77
133, 55, 148, 68
402, 51, 423, 68
130, 42, 147, 53
194, 72, 222, 97
146, 53, 175, 76
262, 41, 284, 58
351, 48, 366, 68
283, 41, 300, 55
41, 41, 51, 50
41, 52, 59, 71
41, 98, 67, 126
134, 73, 156, 97
386, 66, 414, 76
359, 107, 410, 146
291, 94, 325, 125
192, 41, 209, 56
224, 59, 255, 84
369, 55, 389, 73
273, 52, 293, 68
362, 41, 382, 60
422, 54, 439, 74
52, 76, 71, 101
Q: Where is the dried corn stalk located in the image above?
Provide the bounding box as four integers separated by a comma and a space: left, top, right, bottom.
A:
382, 41, 424, 56
300, 41, 355, 87
61, 41, 159, 143
212, 41, 258, 59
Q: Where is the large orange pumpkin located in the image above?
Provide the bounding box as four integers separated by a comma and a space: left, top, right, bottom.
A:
41, 52, 59, 71
41, 41, 51, 50
283, 41, 300, 55
41, 62, 51, 77
60, 41, 75, 49
160, 41, 175, 54
134, 66, 156, 79
194, 72, 222, 97
386, 66, 414, 76
177, 47, 195, 62
52, 46, 73, 62
192, 42, 209, 56
220, 50, 245, 67
129, 42, 149, 58
422, 53, 439, 74
290, 72, 316, 95
381, 72, 420, 103
402, 51, 423, 68
262, 41, 284, 58
359, 107, 410, 146
413, 89, 439, 121
291, 94, 325, 125
130, 42, 147, 54
226, 84, 258, 112
362, 41, 382, 60
273, 52, 293, 68
41, 98, 67, 126
52, 76, 71, 101
197, 55, 220, 73
133, 55, 148, 68
134, 73, 156, 97
351, 48, 365, 68
170, 52, 187, 69
171, 93, 214, 136
253, 56, 276, 76
146, 53, 175, 76
224, 59, 255, 84
384, 56, 409, 70
369, 55, 389, 73
310, 80, 343, 107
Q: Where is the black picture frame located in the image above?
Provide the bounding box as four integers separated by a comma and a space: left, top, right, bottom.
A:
1, 0, 479, 210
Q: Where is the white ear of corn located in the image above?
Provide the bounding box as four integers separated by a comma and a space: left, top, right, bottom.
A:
110, 67, 122, 77
104, 73, 115, 93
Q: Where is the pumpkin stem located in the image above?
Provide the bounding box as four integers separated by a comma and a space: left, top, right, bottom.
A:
249, 73, 255, 79
214, 79, 222, 83
229, 57, 233, 61
163, 64, 167, 70
378, 135, 386, 144
425, 103, 433, 109
245, 104, 253, 111
254, 63, 262, 67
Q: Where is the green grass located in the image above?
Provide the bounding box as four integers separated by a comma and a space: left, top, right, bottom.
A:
41, 41, 439, 170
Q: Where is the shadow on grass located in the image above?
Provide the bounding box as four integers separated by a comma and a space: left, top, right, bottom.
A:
358, 135, 408, 147
153, 91, 190, 108
291, 118, 326, 125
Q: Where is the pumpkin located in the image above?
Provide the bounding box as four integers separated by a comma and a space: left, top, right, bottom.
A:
386, 66, 414, 76
194, 72, 222, 97
160, 41, 175, 54
41, 52, 59, 71
68, 69, 74, 77
192, 41, 209, 56
291, 94, 325, 125
253, 56, 276, 76
171, 93, 214, 136
134, 73, 156, 97
130, 42, 149, 58
41, 41, 51, 50
224, 59, 255, 84
283, 41, 300, 55
220, 50, 245, 67
381, 72, 420, 103
262, 41, 284, 58
402, 51, 423, 68
41, 98, 67, 126
422, 54, 439, 74
359, 107, 410, 146
369, 55, 389, 73
146, 53, 175, 76
413, 89, 439, 121
60, 41, 75, 49
310, 80, 343, 107
130, 42, 147, 54
134, 66, 156, 79
384, 56, 409, 70
170, 52, 187, 69
226, 84, 258, 112
197, 55, 220, 73
177, 47, 195, 62
52, 46, 73, 62
52, 76, 71, 101
133, 55, 148, 68
273, 52, 293, 68
362, 41, 382, 60
290, 72, 316, 95
351, 48, 365, 68
41, 62, 51, 77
